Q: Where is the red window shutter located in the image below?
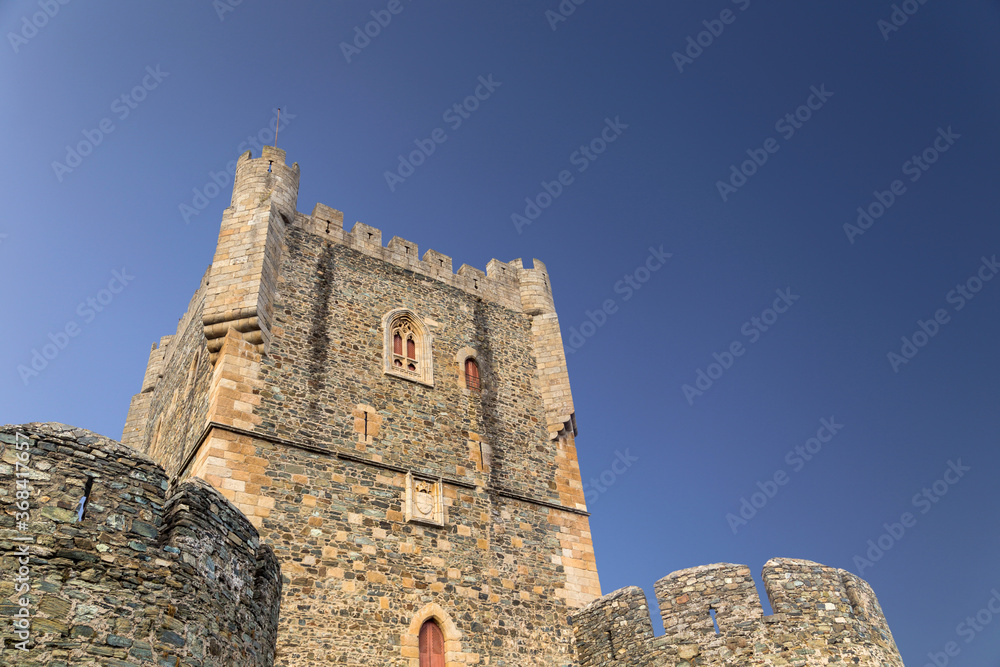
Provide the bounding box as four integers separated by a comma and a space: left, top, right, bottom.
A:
419, 621, 445, 667
465, 359, 480, 389
393, 333, 402, 355
407, 337, 416, 360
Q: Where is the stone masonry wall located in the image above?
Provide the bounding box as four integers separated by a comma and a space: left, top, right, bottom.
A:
0, 423, 281, 666
570, 558, 904, 667
205, 435, 591, 665
252, 227, 563, 502
180, 221, 601, 665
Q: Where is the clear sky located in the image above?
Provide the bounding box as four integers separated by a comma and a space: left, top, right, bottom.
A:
2, 1, 999, 664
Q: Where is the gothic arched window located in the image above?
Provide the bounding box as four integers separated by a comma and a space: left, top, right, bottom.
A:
383, 309, 433, 386
419, 620, 445, 667
391, 316, 419, 372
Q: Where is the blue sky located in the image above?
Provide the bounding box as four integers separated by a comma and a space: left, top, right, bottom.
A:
3, 1, 999, 663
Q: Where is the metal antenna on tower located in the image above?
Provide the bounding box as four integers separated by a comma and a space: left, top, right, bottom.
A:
274, 108, 281, 147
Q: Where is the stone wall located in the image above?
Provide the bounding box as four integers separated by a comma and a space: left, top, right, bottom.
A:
0, 423, 281, 666
570, 558, 904, 667
249, 227, 569, 503
193, 434, 592, 665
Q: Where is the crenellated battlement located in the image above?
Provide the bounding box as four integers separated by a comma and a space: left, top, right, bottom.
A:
570, 558, 903, 667
0, 422, 281, 665
290, 201, 551, 313
202, 147, 557, 316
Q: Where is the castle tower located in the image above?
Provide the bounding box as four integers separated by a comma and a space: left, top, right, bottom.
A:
122, 149, 601, 665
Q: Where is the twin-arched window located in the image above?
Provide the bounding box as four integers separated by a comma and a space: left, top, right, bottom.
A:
383, 310, 434, 386
392, 319, 419, 372
419, 620, 444, 667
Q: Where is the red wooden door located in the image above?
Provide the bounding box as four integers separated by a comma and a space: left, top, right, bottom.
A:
419, 620, 444, 667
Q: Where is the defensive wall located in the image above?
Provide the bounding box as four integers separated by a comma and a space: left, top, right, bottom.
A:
570, 558, 904, 666
0, 422, 282, 666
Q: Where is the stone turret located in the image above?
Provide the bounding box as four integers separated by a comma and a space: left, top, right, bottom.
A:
512, 257, 576, 440
203, 146, 299, 362
120, 336, 171, 449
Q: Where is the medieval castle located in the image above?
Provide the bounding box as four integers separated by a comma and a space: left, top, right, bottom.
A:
1, 146, 905, 666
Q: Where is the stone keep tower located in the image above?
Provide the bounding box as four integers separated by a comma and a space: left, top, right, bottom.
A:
122, 147, 601, 665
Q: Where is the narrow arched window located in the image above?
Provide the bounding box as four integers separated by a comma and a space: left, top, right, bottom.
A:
419, 620, 445, 667
464, 358, 480, 390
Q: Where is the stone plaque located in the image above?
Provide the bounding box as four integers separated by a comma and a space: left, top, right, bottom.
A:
405, 473, 444, 526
